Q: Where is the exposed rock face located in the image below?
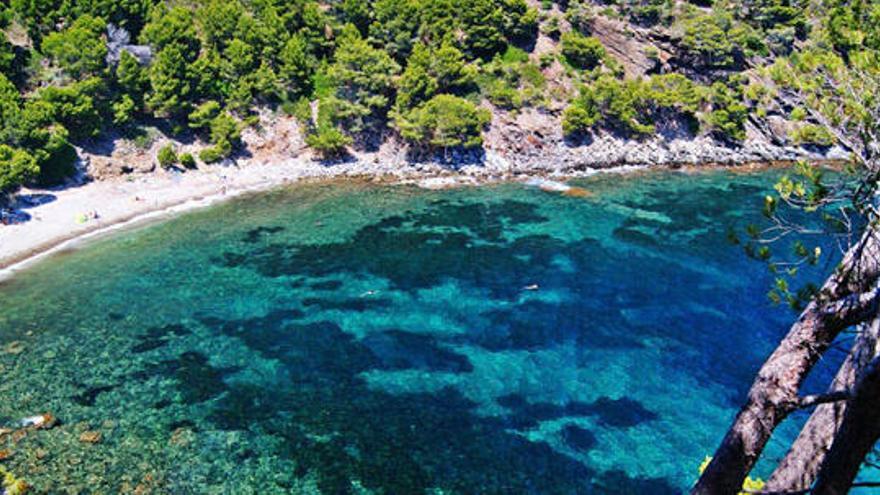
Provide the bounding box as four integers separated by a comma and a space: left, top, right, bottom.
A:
480, 106, 832, 174
78, 106, 845, 183
588, 16, 664, 77
240, 112, 307, 163
105, 24, 152, 66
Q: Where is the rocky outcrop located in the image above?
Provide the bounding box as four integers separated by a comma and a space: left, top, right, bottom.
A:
480, 106, 841, 175
78, 104, 847, 184
588, 16, 666, 77
105, 24, 151, 66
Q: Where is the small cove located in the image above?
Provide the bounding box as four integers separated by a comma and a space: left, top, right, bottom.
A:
0, 169, 841, 493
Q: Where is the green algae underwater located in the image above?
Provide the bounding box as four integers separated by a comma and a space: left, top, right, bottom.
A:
0, 169, 837, 494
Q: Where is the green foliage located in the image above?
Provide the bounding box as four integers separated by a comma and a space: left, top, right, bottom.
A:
306, 125, 353, 158
478, 46, 546, 110
198, 0, 246, 50
773, 160, 830, 209
458, 0, 506, 59
222, 39, 256, 78
329, 33, 400, 134
501, 0, 539, 43
36, 77, 104, 140
0, 0, 867, 178
0, 144, 39, 194
561, 32, 606, 70
562, 104, 600, 136
192, 110, 240, 163
679, 11, 766, 69
822, 0, 880, 55
209, 112, 241, 148
147, 46, 191, 118
564, 74, 703, 137
157, 143, 178, 168
541, 15, 562, 40
395, 41, 476, 112
705, 81, 748, 142
340, 0, 372, 35
396, 94, 490, 150
788, 124, 836, 146
0, 74, 23, 143
190, 111, 242, 163
141, 6, 201, 62
33, 129, 77, 186
279, 34, 315, 94
199, 145, 226, 163
627, 0, 673, 26
180, 152, 196, 169
112, 94, 137, 126
42, 15, 108, 79
0, 70, 79, 185
188, 101, 221, 129
370, 0, 420, 60
116, 50, 148, 97
565, 0, 595, 33
0, 32, 15, 77
698, 456, 766, 494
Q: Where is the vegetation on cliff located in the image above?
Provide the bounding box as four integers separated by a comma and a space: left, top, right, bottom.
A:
0, 0, 875, 196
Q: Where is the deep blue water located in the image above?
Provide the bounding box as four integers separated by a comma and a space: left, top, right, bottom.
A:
0, 170, 837, 493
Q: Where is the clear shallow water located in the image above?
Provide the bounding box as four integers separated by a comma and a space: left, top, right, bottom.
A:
0, 170, 835, 494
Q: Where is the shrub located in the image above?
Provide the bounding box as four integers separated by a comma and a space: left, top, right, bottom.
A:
180, 152, 196, 169
705, 81, 748, 142
199, 145, 226, 163
395, 41, 477, 112
305, 125, 352, 158
789, 106, 807, 121
564, 74, 705, 137
112, 95, 137, 126
541, 15, 562, 39
188, 101, 221, 129
329, 33, 400, 133
478, 46, 547, 110
789, 124, 835, 146
563, 104, 600, 136
209, 112, 240, 148
561, 32, 606, 70
42, 15, 107, 79
487, 82, 523, 109
0, 144, 39, 194
157, 143, 178, 168
679, 12, 765, 69
396, 94, 491, 151
565, 0, 594, 33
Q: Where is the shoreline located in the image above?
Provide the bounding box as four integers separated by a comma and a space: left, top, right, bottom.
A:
0, 156, 826, 279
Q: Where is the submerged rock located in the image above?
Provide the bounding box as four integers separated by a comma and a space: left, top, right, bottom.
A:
79, 431, 102, 444
2, 342, 24, 355
17, 413, 57, 430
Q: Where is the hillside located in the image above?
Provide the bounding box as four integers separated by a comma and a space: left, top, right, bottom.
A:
0, 0, 874, 191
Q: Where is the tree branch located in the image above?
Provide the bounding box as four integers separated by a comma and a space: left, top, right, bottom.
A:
792, 390, 850, 410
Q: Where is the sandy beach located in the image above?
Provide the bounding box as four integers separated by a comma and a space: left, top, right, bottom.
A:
0, 153, 516, 276
0, 141, 827, 279
0, 158, 332, 275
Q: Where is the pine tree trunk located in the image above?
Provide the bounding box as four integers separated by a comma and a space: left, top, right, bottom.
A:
764, 317, 880, 492
813, 355, 880, 495
692, 229, 880, 495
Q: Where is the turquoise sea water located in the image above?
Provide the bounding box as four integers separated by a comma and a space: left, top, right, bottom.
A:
0, 169, 837, 494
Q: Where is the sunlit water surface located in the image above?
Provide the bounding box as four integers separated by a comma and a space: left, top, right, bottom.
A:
0, 170, 839, 493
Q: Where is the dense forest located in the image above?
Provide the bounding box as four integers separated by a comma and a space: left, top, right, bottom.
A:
0, 0, 877, 195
